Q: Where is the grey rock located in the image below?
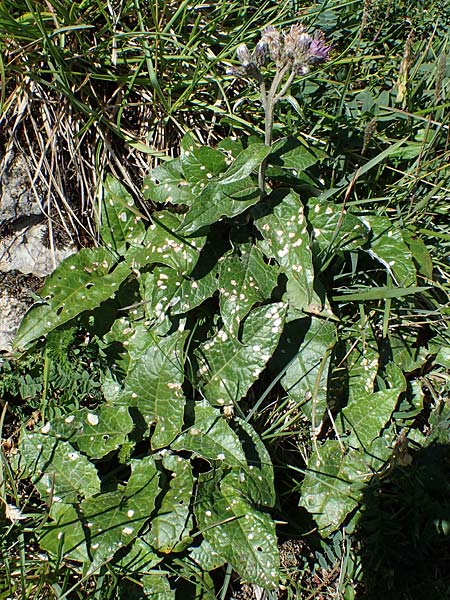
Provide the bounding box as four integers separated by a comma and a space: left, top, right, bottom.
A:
0, 221, 75, 278
0, 154, 44, 223
0, 153, 76, 351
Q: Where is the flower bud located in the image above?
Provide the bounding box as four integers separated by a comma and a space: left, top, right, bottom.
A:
295, 63, 310, 75
236, 44, 252, 67
253, 41, 268, 67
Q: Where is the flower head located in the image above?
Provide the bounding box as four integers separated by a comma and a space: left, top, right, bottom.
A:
283, 24, 330, 72
261, 25, 283, 66
284, 24, 308, 60
228, 43, 259, 78
309, 32, 331, 64
227, 22, 329, 81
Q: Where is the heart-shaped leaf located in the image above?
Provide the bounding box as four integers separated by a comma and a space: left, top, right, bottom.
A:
19, 431, 100, 503
219, 245, 279, 335
197, 303, 286, 407
81, 456, 159, 570
43, 406, 134, 459
172, 400, 274, 507
195, 469, 279, 589
14, 248, 130, 349
120, 330, 188, 449
255, 190, 315, 311
101, 175, 146, 254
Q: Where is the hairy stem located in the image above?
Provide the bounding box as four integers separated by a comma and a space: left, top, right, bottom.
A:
258, 63, 292, 194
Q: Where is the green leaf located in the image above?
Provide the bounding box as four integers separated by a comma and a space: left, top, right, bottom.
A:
435, 345, 450, 370
197, 303, 286, 407
255, 190, 315, 311
139, 268, 184, 325
142, 573, 175, 599
14, 248, 130, 349
346, 336, 379, 402
364, 215, 417, 286
195, 470, 279, 589
402, 229, 433, 279
217, 142, 271, 186
179, 143, 271, 235
100, 175, 146, 254
120, 330, 188, 449
338, 383, 406, 449
280, 317, 337, 424
139, 265, 219, 325
125, 211, 205, 274
232, 418, 276, 507
386, 330, 429, 373
300, 355, 405, 537
179, 177, 261, 235
308, 198, 369, 254
81, 456, 159, 568
217, 137, 244, 158
171, 401, 256, 490
174, 269, 220, 314
219, 245, 279, 335
143, 142, 269, 219
147, 453, 194, 553
332, 285, 430, 302
428, 402, 450, 444
143, 157, 195, 206
299, 441, 370, 537
180, 132, 227, 190
172, 400, 275, 507
189, 539, 226, 572
117, 536, 161, 572
44, 406, 134, 459
270, 136, 325, 172
39, 503, 88, 562
19, 431, 100, 503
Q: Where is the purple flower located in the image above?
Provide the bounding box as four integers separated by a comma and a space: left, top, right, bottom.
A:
309, 33, 330, 64
227, 23, 330, 83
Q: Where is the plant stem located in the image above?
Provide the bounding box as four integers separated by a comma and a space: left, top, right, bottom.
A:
258, 63, 292, 194
258, 99, 273, 193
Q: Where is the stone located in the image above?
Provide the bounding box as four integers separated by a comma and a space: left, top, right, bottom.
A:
0, 154, 76, 350
0, 154, 44, 222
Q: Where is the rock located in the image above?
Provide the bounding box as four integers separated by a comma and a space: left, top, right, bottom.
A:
0, 154, 44, 222
0, 271, 43, 352
0, 153, 77, 351
0, 221, 75, 278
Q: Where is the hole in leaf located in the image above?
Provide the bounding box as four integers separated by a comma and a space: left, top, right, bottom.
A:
85, 282, 94, 289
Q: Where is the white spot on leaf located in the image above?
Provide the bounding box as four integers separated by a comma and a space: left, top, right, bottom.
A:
87, 413, 99, 426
